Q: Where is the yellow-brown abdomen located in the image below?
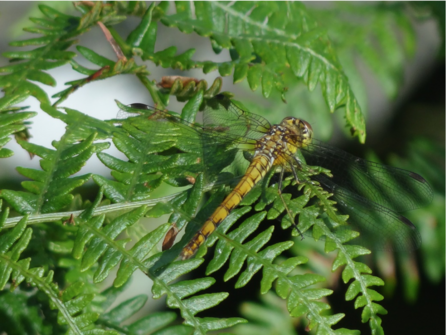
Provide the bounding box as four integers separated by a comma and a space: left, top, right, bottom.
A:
180, 154, 272, 260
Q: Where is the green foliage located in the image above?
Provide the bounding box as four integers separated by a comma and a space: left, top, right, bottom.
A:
2, 131, 106, 214
151, 1, 367, 142
0, 207, 116, 334
96, 283, 192, 334
0, 2, 443, 335
308, 2, 416, 100
0, 107, 36, 158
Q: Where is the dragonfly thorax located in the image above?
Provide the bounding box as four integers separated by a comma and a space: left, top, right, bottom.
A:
279, 117, 313, 149
253, 117, 313, 167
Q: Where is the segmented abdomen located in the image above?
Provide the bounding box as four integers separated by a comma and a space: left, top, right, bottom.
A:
180, 154, 273, 260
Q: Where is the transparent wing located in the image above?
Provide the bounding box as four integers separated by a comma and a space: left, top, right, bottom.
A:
201, 94, 272, 141
118, 95, 273, 148
316, 174, 422, 252
300, 139, 432, 252
302, 139, 433, 212
115, 96, 273, 185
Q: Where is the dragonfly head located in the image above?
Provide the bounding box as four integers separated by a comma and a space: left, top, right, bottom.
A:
280, 117, 313, 148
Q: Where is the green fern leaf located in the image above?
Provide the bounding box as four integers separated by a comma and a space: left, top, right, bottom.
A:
309, 2, 416, 99
1, 132, 105, 214
70, 188, 243, 333
98, 284, 183, 333
41, 104, 118, 142
0, 289, 53, 334
0, 2, 136, 110
76, 206, 146, 272
92, 97, 211, 204
113, 222, 171, 287
196, 205, 356, 334
67, 189, 161, 285
149, 257, 245, 333
300, 178, 387, 334
0, 107, 36, 158
0, 207, 114, 334
0, 6, 77, 107
153, 2, 366, 141
58, 281, 118, 335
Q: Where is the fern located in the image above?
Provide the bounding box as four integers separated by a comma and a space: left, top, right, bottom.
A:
307, 2, 416, 100
95, 279, 196, 334
1, 130, 107, 215
233, 292, 299, 335
152, 2, 367, 142
0, 107, 36, 158
100, 296, 189, 334
301, 180, 387, 333
0, 3, 123, 107
205, 207, 355, 335
0, 206, 116, 334
0, 2, 443, 335
69, 185, 245, 334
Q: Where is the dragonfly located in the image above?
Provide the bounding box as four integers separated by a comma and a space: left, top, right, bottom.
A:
118, 94, 433, 260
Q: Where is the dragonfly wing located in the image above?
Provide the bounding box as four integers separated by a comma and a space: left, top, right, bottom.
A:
202, 95, 272, 141
117, 102, 258, 185
302, 139, 433, 212
316, 175, 422, 252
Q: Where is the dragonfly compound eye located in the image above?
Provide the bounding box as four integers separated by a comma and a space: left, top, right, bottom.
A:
298, 119, 313, 146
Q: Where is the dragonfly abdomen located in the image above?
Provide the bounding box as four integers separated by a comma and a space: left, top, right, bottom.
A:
180, 154, 273, 260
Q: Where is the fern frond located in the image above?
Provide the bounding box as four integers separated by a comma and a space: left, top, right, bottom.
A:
241, 167, 388, 334
0, 207, 115, 334
41, 103, 118, 142
67, 189, 149, 285
0, 3, 123, 109
219, 163, 386, 334
73, 206, 151, 283
200, 205, 357, 334
0, 107, 36, 158
149, 256, 246, 334
96, 286, 189, 334
233, 292, 298, 335
150, 2, 366, 142
71, 188, 244, 334
91, 96, 209, 204
308, 2, 416, 99
1, 130, 108, 214
0, 289, 53, 334
300, 177, 388, 334
54, 51, 148, 106
57, 281, 117, 335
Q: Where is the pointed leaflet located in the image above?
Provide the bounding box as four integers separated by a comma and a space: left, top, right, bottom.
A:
0, 2, 121, 107
1, 132, 103, 214
158, 1, 366, 141
0, 110, 36, 158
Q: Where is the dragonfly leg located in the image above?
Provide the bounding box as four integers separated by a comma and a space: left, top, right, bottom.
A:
290, 161, 303, 187
278, 167, 304, 240
291, 156, 304, 184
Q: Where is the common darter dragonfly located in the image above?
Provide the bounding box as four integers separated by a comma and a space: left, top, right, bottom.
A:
117, 94, 433, 260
